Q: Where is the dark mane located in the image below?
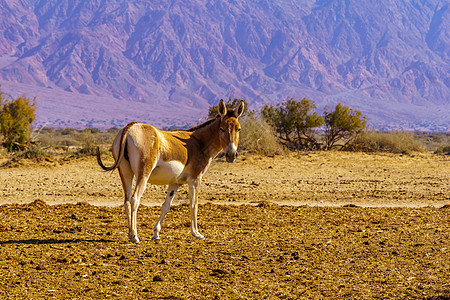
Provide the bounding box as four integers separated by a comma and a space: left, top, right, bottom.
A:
185, 115, 220, 132
185, 110, 237, 132
180, 110, 239, 132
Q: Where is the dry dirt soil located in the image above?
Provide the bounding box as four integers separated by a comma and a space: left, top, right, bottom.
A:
0, 152, 449, 299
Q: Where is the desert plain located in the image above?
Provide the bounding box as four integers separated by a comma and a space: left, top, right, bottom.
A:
0, 151, 449, 299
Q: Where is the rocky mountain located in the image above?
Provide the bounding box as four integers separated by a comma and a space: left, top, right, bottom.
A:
0, 0, 448, 130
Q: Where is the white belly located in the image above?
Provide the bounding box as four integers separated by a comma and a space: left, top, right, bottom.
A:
148, 159, 186, 185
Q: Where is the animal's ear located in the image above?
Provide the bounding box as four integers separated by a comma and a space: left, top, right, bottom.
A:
218, 99, 227, 118
234, 101, 245, 118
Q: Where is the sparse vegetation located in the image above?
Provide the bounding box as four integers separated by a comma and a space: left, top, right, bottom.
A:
34, 127, 118, 154
260, 99, 367, 151
348, 131, 424, 154
261, 98, 366, 150
413, 132, 450, 154
0, 126, 119, 166
205, 98, 446, 156
0, 94, 445, 164
24, 125, 443, 161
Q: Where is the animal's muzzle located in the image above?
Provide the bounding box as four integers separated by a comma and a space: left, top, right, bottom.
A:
225, 142, 238, 163
225, 151, 238, 163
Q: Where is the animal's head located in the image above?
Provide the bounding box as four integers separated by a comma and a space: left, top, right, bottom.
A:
217, 99, 245, 163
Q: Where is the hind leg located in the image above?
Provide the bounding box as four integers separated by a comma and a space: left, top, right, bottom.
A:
128, 172, 151, 243
152, 184, 180, 240
118, 161, 134, 242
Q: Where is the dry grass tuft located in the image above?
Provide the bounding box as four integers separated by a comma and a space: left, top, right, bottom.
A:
350, 131, 424, 154
239, 116, 285, 156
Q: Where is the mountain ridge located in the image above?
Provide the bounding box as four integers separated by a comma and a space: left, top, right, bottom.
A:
0, 0, 448, 131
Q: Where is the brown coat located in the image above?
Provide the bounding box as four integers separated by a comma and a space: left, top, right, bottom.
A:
97, 100, 244, 242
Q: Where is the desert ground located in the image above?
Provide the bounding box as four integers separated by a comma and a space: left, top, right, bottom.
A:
0, 152, 449, 299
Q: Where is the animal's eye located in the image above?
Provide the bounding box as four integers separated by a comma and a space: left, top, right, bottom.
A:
220, 128, 225, 132
237, 128, 241, 132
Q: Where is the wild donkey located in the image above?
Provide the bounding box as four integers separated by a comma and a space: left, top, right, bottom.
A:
97, 100, 244, 242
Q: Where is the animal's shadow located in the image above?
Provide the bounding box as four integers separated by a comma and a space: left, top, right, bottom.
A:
0, 238, 114, 245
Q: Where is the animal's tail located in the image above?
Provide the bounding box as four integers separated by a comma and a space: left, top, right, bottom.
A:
96, 122, 138, 171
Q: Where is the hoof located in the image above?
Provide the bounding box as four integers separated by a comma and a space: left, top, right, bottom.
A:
151, 235, 160, 241
129, 236, 140, 243
193, 233, 205, 240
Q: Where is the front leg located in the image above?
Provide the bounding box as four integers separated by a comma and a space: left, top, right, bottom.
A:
188, 180, 205, 240
152, 184, 180, 240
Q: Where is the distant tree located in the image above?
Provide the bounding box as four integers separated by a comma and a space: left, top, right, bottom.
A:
261, 98, 324, 150
0, 87, 37, 151
323, 103, 367, 150
208, 98, 250, 118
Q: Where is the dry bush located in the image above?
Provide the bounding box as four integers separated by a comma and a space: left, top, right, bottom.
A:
414, 132, 450, 153
239, 116, 284, 156
434, 145, 450, 155
349, 131, 424, 154
35, 127, 82, 149
76, 129, 97, 155
0, 145, 53, 167
15, 145, 52, 161
35, 127, 118, 152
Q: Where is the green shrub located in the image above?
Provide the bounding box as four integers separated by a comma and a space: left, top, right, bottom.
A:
349, 131, 424, 154
324, 103, 367, 150
0, 88, 37, 151
239, 116, 284, 156
261, 98, 324, 150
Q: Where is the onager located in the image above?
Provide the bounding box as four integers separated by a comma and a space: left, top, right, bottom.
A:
97, 100, 245, 242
